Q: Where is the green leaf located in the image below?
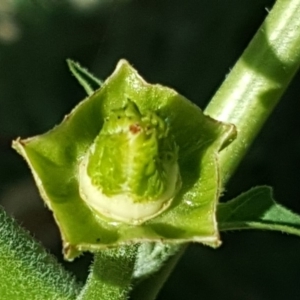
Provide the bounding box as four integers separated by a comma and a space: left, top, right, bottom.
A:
67, 59, 102, 96
218, 186, 300, 236
0, 205, 81, 299
13, 60, 236, 259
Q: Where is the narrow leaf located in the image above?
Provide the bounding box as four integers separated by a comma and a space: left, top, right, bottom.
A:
67, 59, 102, 95
218, 186, 300, 236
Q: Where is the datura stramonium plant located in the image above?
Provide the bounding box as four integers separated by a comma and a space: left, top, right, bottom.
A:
13, 60, 236, 260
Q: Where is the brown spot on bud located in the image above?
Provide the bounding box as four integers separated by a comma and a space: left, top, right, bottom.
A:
129, 124, 141, 134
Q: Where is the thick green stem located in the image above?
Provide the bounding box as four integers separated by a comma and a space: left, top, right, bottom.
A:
77, 245, 138, 300
205, 0, 300, 183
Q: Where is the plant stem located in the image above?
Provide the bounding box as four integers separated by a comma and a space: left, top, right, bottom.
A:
77, 245, 138, 300
205, 0, 300, 183
132, 0, 300, 298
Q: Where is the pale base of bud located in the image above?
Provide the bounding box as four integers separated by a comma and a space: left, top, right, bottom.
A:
78, 153, 180, 225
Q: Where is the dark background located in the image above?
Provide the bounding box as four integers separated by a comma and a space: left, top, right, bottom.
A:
1, 1, 300, 299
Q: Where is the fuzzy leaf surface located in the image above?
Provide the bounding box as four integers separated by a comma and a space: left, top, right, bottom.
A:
0, 206, 81, 299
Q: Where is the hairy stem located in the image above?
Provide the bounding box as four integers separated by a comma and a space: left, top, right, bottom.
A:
77, 245, 138, 300
205, 0, 300, 183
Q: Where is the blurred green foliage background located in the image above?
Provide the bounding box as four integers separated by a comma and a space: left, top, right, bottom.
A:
1, 0, 300, 299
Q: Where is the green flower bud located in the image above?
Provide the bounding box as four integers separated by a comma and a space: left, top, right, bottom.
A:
79, 99, 181, 224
